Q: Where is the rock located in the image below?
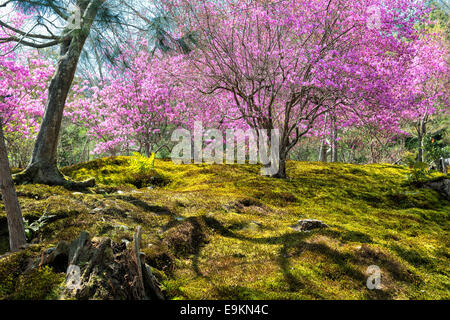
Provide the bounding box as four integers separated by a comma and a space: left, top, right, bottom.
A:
291, 219, 329, 232
245, 221, 262, 231
89, 208, 103, 214
432, 158, 449, 174
113, 224, 129, 230
424, 178, 450, 200
250, 221, 262, 227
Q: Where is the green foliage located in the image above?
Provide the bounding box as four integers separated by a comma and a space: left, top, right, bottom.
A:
130, 152, 156, 173
401, 152, 418, 167
429, 0, 450, 40
406, 162, 432, 185
424, 129, 450, 162
5, 128, 36, 168
58, 123, 91, 167
23, 213, 56, 241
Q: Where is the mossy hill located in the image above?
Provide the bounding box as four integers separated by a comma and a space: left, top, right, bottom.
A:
1, 156, 449, 300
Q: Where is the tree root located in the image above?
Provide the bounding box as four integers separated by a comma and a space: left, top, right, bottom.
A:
12, 164, 95, 191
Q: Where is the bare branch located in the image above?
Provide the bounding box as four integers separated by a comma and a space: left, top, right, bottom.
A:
0, 20, 59, 40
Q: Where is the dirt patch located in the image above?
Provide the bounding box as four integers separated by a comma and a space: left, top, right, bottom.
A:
223, 198, 270, 215
144, 244, 176, 274
162, 217, 208, 256
356, 244, 416, 283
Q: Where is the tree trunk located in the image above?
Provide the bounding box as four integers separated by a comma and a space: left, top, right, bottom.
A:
417, 133, 424, 163
318, 113, 329, 162
331, 116, 338, 162
331, 146, 338, 163
276, 156, 287, 179
13, 1, 103, 189
271, 147, 287, 179
0, 119, 27, 252
144, 141, 151, 158
79, 137, 89, 163
319, 140, 328, 162
417, 118, 426, 163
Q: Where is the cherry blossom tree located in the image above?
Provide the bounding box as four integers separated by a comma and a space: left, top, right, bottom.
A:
67, 40, 192, 157
160, 0, 431, 177
399, 34, 449, 163
0, 20, 52, 251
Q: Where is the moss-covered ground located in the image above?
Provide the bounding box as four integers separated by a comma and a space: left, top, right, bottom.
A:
1, 156, 449, 300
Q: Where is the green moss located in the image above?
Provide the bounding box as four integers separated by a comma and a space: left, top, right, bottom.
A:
0, 251, 29, 298
214, 285, 265, 300
1, 157, 448, 300
11, 266, 65, 300
16, 184, 71, 200
61, 156, 170, 188
0, 246, 63, 300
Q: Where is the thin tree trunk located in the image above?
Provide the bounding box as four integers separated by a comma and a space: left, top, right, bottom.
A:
417, 133, 424, 163
318, 114, 329, 162
319, 141, 328, 162
144, 139, 151, 157
79, 137, 89, 163
417, 118, 426, 163
0, 119, 27, 252
331, 145, 338, 162
331, 115, 338, 162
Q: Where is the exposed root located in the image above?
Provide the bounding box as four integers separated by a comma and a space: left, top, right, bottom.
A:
13, 163, 95, 191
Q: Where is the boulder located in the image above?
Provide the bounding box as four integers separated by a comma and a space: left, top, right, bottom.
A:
424, 178, 450, 200
291, 219, 329, 232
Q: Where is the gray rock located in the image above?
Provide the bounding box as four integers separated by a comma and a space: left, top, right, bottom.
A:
291, 219, 329, 232
89, 208, 103, 214
424, 178, 450, 200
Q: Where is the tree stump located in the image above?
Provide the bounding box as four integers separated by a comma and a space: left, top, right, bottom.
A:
41, 229, 164, 300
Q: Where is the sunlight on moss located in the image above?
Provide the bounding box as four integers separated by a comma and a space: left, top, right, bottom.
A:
1, 156, 448, 300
